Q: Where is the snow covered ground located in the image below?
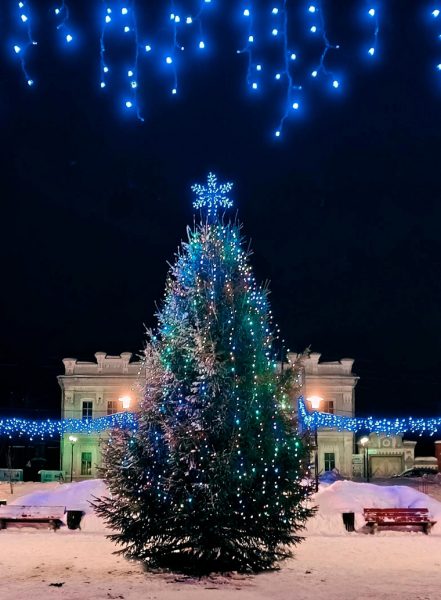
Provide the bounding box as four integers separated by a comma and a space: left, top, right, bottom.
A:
1, 477, 441, 599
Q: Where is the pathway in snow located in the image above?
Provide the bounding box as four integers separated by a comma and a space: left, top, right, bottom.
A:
1, 530, 441, 600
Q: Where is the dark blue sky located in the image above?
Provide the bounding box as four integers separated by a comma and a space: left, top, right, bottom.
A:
1, 0, 441, 423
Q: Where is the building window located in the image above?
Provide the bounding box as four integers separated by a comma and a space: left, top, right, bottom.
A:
107, 400, 117, 415
82, 401, 93, 420
323, 400, 334, 414
81, 452, 92, 476
324, 452, 335, 471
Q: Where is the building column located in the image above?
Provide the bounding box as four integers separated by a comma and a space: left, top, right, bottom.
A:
435, 441, 441, 473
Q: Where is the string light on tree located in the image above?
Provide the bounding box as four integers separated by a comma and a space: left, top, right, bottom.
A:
92, 174, 314, 573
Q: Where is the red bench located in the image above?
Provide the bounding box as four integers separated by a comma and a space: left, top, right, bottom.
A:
364, 508, 436, 534
0, 505, 65, 531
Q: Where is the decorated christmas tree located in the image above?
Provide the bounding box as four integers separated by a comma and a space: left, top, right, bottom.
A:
93, 174, 314, 573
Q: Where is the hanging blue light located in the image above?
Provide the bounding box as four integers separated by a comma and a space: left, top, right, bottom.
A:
298, 399, 441, 436
0, 412, 136, 440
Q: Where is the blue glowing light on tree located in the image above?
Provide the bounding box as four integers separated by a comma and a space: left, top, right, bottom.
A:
191, 172, 233, 221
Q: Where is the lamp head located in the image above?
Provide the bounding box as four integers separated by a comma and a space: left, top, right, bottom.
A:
360, 436, 369, 445
69, 435, 77, 443
307, 395, 323, 410
118, 396, 131, 409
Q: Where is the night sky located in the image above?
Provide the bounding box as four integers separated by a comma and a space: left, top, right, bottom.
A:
1, 0, 440, 434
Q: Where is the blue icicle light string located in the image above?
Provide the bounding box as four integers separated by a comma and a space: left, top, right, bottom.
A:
298, 398, 441, 437
2, 399, 441, 440
8, 0, 383, 133
0, 412, 136, 440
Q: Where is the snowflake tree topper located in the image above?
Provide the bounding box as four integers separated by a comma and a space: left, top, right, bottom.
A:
191, 173, 233, 221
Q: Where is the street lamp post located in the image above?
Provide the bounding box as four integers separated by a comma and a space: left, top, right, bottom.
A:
307, 396, 323, 493
360, 436, 369, 482
69, 435, 77, 482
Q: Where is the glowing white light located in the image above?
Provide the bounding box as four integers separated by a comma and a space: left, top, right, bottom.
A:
368, 47, 375, 55
122, 8, 128, 15
249, 35, 254, 42
14, 46, 21, 53
360, 436, 369, 445
118, 396, 132, 409
275, 131, 280, 136
438, 64, 441, 70
69, 435, 77, 442
244, 9, 250, 16
166, 56, 172, 64
257, 64, 262, 71
186, 17, 192, 23
307, 396, 323, 409
126, 101, 132, 108
105, 15, 111, 23
128, 70, 133, 76
170, 13, 174, 19
21, 15, 28, 22
27, 79, 33, 86
291, 53, 296, 60
272, 8, 278, 14
205, 0, 211, 3
275, 73, 281, 79
107, 8, 112, 14
175, 16, 180, 22
101, 82, 105, 88
124, 26, 130, 32
310, 26, 317, 32
272, 29, 278, 35
309, 6, 316, 12
103, 66, 109, 72
55, 8, 60, 14
131, 81, 137, 88
19, 1, 24, 7
172, 88, 177, 94
252, 82, 257, 89
145, 45, 151, 51
293, 102, 299, 109
369, 8, 375, 16
312, 70, 317, 77
199, 41, 205, 48
66, 34, 72, 42
333, 80, 339, 87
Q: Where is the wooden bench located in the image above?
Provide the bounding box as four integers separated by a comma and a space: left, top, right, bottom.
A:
0, 505, 65, 531
364, 508, 436, 534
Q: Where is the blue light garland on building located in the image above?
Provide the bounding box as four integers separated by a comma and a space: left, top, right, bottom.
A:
298, 398, 441, 437
2, 398, 441, 441
8, 1, 382, 134
0, 412, 136, 441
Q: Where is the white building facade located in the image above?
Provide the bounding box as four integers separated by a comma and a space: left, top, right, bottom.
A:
293, 352, 359, 478
58, 349, 361, 481
58, 352, 145, 481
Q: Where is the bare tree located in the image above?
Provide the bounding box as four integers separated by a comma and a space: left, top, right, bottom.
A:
6, 447, 14, 495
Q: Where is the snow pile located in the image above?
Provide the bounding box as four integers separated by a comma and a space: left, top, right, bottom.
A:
6, 477, 441, 537
318, 468, 345, 487
305, 480, 441, 535
9, 479, 110, 532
